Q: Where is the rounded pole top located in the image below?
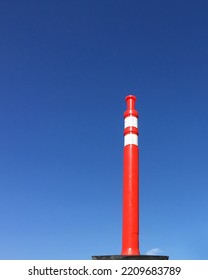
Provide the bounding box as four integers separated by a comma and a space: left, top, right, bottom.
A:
125, 95, 137, 110
125, 94, 136, 101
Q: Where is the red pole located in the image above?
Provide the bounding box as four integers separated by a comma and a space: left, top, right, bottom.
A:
121, 95, 140, 255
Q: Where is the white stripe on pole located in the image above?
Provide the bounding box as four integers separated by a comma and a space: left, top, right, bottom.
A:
124, 134, 138, 146
124, 116, 138, 128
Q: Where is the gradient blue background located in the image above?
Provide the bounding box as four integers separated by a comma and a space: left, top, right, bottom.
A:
0, 0, 208, 260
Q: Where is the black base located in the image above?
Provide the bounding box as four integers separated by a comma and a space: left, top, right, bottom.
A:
92, 255, 169, 260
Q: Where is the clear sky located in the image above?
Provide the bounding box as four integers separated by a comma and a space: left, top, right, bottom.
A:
0, 0, 208, 260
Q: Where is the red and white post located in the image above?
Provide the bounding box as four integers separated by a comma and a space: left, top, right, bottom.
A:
121, 95, 140, 255
92, 95, 169, 260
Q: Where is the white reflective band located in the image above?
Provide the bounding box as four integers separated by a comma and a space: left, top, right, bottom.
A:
124, 116, 138, 128
124, 134, 138, 146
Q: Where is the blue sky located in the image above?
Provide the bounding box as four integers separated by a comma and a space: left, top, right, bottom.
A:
0, 0, 208, 260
